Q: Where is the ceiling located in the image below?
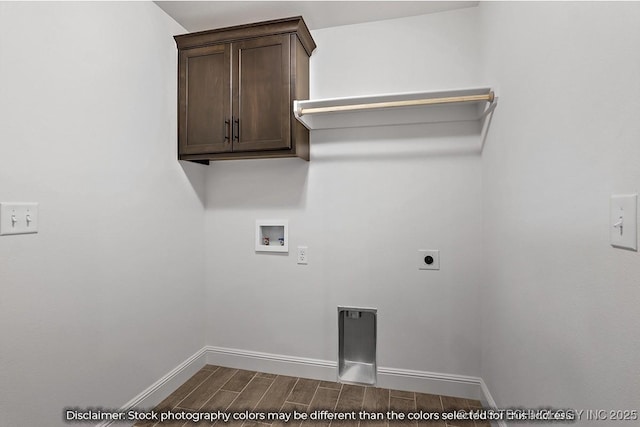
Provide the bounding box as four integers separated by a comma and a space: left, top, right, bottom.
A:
155, 1, 478, 33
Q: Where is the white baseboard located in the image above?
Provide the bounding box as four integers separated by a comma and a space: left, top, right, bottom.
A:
480, 378, 508, 427
377, 366, 482, 401
101, 345, 504, 427
204, 345, 484, 400
205, 345, 336, 382
96, 347, 207, 427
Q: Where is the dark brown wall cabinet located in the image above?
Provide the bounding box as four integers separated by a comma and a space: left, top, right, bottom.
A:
174, 17, 316, 163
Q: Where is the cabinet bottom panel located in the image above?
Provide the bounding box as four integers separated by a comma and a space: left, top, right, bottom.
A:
179, 148, 309, 162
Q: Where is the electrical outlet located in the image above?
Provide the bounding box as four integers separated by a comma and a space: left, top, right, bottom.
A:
418, 249, 439, 270
297, 246, 308, 264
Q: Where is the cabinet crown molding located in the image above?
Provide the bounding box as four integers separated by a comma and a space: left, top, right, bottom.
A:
174, 16, 316, 56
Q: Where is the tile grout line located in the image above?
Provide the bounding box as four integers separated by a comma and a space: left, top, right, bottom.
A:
251, 374, 278, 412
388, 388, 391, 427
149, 367, 220, 427
287, 378, 321, 406
386, 388, 391, 427
253, 374, 279, 412
192, 367, 229, 412
195, 387, 240, 413
439, 394, 449, 427
275, 377, 295, 421
217, 369, 259, 425
389, 395, 414, 401
409, 391, 417, 427
175, 367, 235, 411
282, 377, 301, 407
271, 377, 303, 427
357, 384, 366, 427
301, 379, 322, 426
327, 383, 344, 427
222, 371, 264, 427
173, 369, 217, 409
215, 390, 240, 427
148, 368, 476, 427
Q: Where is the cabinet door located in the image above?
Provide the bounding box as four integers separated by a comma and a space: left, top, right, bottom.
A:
232, 35, 291, 152
178, 44, 231, 155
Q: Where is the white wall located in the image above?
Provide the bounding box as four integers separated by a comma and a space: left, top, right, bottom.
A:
5, 2, 638, 424
204, 8, 485, 377
0, 2, 206, 426
479, 1, 640, 421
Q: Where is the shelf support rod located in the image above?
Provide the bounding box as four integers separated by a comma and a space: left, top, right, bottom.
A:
298, 91, 495, 116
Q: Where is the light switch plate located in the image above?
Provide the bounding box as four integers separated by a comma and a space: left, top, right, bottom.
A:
418, 249, 440, 270
610, 194, 637, 250
0, 202, 39, 235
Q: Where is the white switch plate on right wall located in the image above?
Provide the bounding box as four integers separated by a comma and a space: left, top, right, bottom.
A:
610, 194, 637, 250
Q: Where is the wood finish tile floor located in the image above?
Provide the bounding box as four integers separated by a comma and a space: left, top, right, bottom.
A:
134, 365, 490, 427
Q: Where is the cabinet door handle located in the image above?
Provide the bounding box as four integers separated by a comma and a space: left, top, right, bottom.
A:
233, 118, 240, 142
224, 119, 230, 142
